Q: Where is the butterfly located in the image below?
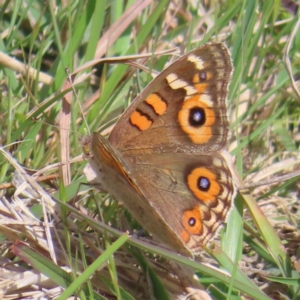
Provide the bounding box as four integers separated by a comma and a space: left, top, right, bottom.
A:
83, 42, 236, 257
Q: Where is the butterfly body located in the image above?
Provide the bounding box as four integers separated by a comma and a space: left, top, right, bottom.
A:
84, 42, 236, 256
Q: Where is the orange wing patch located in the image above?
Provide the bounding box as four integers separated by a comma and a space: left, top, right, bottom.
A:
130, 111, 153, 131
145, 93, 167, 115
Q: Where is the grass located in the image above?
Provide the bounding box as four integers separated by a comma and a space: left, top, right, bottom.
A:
0, 0, 299, 299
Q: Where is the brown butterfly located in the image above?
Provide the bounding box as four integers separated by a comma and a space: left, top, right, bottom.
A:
83, 43, 236, 256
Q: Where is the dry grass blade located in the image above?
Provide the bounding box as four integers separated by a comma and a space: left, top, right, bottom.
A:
59, 78, 73, 186
95, 0, 153, 58
0, 51, 53, 85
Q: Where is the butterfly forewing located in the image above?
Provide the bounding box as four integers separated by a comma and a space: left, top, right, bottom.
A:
109, 43, 233, 155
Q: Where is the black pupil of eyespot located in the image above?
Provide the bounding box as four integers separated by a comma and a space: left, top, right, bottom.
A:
200, 71, 206, 80
198, 176, 210, 191
188, 217, 196, 226
189, 107, 205, 127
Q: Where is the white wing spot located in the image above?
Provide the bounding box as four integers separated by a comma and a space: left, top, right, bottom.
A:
188, 54, 205, 70
166, 73, 197, 94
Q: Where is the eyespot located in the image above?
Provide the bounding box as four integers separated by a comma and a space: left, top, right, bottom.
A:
177, 96, 215, 144
180, 206, 203, 242
192, 71, 213, 84
187, 167, 220, 203
199, 71, 206, 80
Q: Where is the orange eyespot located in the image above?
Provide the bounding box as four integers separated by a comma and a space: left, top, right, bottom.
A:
187, 167, 220, 202
178, 96, 215, 144
181, 206, 203, 237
